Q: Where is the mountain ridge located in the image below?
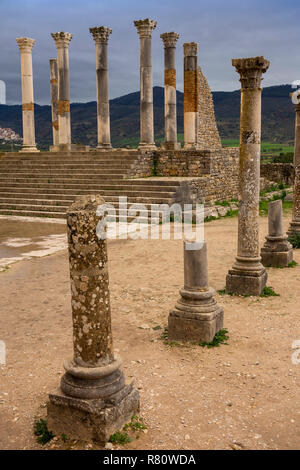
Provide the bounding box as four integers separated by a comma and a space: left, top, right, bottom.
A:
0, 84, 295, 148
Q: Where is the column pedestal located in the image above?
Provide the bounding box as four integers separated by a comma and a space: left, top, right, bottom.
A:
168, 241, 223, 343
47, 195, 139, 444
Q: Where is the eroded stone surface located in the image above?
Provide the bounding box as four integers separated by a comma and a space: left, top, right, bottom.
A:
226, 56, 269, 295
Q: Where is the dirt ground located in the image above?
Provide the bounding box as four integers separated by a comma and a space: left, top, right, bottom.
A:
0, 214, 299, 450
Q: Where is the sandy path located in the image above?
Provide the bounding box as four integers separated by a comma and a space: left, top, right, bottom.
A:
0, 215, 299, 450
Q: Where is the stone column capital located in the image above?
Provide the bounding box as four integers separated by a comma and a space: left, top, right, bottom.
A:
232, 56, 270, 89
16, 37, 36, 53
89, 26, 112, 44
51, 32, 73, 48
183, 42, 198, 57
160, 32, 179, 48
134, 19, 157, 38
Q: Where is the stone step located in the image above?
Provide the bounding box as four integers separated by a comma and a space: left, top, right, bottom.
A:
0, 195, 175, 205
0, 169, 129, 176
0, 184, 180, 194
0, 163, 135, 170
0, 179, 180, 188
0, 176, 127, 183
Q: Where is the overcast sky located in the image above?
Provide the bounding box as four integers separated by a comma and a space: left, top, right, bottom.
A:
1, 0, 300, 104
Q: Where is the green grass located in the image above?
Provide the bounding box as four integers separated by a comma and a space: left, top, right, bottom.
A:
199, 329, 229, 348
288, 233, 300, 249
0, 265, 9, 273
109, 415, 147, 445
260, 286, 280, 297
34, 419, 54, 445
109, 429, 132, 445
222, 140, 294, 162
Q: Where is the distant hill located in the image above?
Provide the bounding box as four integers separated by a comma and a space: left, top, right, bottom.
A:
0, 85, 295, 149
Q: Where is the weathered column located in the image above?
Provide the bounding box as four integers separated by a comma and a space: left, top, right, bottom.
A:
287, 95, 300, 239
51, 32, 72, 150
49, 59, 59, 150
168, 241, 223, 343
261, 200, 293, 267
134, 19, 157, 152
16, 37, 39, 153
47, 195, 139, 444
226, 56, 270, 296
160, 32, 180, 150
183, 42, 198, 149
90, 26, 112, 150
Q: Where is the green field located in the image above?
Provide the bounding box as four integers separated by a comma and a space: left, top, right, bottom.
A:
222, 139, 294, 159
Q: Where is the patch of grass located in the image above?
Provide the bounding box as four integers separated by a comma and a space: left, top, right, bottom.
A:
109, 429, 132, 445
204, 215, 220, 223
61, 433, 68, 442
160, 327, 181, 347
223, 209, 239, 218
34, 419, 54, 445
152, 325, 162, 330
0, 265, 9, 273
215, 200, 230, 207
260, 286, 280, 297
124, 415, 147, 433
199, 329, 229, 348
217, 288, 251, 298
217, 289, 226, 295
288, 233, 300, 249
110, 415, 147, 445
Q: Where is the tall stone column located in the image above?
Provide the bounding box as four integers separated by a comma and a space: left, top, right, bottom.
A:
168, 241, 223, 343
47, 195, 139, 444
90, 26, 112, 150
183, 42, 198, 149
49, 59, 59, 149
134, 19, 157, 152
287, 96, 300, 239
51, 32, 72, 150
16, 37, 39, 153
160, 32, 180, 150
226, 56, 270, 296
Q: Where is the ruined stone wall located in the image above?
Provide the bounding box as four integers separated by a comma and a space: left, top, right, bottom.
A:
260, 163, 294, 186
197, 66, 222, 151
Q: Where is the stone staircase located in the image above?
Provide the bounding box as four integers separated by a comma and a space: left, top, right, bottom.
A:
0, 150, 181, 221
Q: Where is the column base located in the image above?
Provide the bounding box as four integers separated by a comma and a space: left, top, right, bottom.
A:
226, 266, 267, 296
97, 143, 112, 150
287, 221, 300, 239
261, 235, 293, 267
19, 146, 39, 153
138, 143, 157, 153
183, 143, 197, 150
47, 383, 139, 445
161, 142, 181, 151
168, 288, 224, 343
50, 144, 90, 153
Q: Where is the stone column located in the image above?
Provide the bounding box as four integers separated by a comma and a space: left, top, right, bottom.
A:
90, 26, 112, 150
160, 32, 180, 150
49, 59, 59, 150
16, 38, 39, 153
51, 32, 72, 150
287, 96, 300, 239
261, 200, 293, 267
134, 19, 157, 152
226, 56, 270, 296
168, 241, 223, 343
47, 195, 139, 444
183, 42, 198, 149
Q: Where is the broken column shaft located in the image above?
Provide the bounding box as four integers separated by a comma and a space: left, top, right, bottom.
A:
160, 32, 180, 150
47, 195, 139, 444
183, 42, 198, 149
90, 26, 112, 149
16, 37, 39, 153
226, 56, 269, 296
261, 199, 293, 267
134, 18, 157, 152
168, 241, 223, 343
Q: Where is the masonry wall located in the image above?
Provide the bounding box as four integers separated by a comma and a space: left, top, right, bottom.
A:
197, 66, 222, 151
260, 163, 294, 186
